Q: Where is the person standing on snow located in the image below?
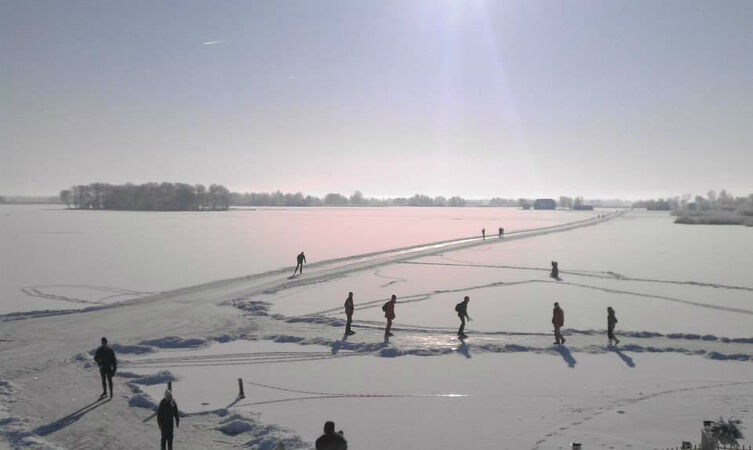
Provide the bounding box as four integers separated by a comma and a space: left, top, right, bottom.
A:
482, 228, 486, 240
94, 337, 117, 399
498, 227, 504, 238
293, 251, 306, 276
315, 420, 347, 450
552, 302, 565, 345
157, 389, 180, 450
344, 292, 355, 335
455, 296, 472, 338
382, 295, 397, 336
607, 306, 620, 345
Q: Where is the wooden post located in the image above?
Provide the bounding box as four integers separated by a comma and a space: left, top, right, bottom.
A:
167, 380, 172, 392
238, 378, 245, 399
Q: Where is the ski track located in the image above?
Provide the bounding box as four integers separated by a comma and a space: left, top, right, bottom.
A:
531, 380, 753, 449
20, 284, 155, 307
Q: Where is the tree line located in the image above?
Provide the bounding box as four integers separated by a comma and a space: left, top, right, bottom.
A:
230, 191, 473, 207
60, 183, 231, 211
58, 183, 621, 211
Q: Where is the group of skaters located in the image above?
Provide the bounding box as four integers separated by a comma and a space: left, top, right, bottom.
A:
342, 294, 621, 346
92, 337, 181, 450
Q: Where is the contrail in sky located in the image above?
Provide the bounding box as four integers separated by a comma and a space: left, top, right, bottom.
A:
202, 40, 228, 46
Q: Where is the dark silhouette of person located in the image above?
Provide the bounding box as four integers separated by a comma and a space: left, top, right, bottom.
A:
382, 295, 397, 336
157, 389, 180, 450
552, 302, 565, 345
93, 337, 117, 399
607, 306, 620, 345
455, 296, 472, 338
344, 292, 355, 335
482, 228, 486, 240
315, 420, 347, 450
293, 251, 306, 276
550, 261, 559, 279
498, 227, 504, 238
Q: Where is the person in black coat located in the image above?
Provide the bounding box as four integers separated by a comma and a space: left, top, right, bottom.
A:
315, 421, 347, 450
93, 337, 117, 399
157, 389, 180, 450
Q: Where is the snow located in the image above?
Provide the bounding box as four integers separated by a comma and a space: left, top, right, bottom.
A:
2, 209, 753, 449
0, 204, 596, 315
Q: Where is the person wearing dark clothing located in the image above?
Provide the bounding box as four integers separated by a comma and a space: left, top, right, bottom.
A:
607, 306, 620, 345
382, 295, 397, 336
455, 296, 472, 338
344, 292, 355, 335
94, 337, 117, 398
498, 227, 504, 238
315, 421, 347, 450
157, 389, 180, 450
550, 261, 559, 279
293, 252, 306, 275
552, 302, 565, 345
482, 228, 486, 240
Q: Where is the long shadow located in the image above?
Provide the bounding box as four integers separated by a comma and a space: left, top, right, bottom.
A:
331, 336, 347, 355
35, 398, 110, 436
456, 339, 471, 359
553, 345, 577, 368
610, 346, 636, 368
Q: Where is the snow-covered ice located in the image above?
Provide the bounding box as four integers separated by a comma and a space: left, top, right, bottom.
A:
2, 209, 752, 449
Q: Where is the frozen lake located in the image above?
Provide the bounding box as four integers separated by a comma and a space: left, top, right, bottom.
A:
0, 205, 596, 314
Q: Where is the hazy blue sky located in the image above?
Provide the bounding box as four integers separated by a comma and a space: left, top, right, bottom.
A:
2, 0, 752, 199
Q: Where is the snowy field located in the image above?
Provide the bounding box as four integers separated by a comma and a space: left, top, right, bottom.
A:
1, 209, 752, 449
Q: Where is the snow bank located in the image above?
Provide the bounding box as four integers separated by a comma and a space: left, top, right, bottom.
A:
128, 394, 157, 409
139, 336, 207, 349
216, 413, 309, 449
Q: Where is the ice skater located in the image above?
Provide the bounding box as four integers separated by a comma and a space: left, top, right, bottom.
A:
315, 420, 347, 450
93, 337, 117, 399
293, 251, 306, 276
455, 296, 472, 338
550, 261, 559, 279
157, 389, 180, 450
482, 228, 486, 240
552, 302, 565, 345
382, 295, 397, 336
498, 227, 504, 238
607, 306, 620, 345
344, 292, 355, 335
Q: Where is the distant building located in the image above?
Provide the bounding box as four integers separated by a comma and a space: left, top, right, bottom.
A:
573, 204, 594, 210
533, 199, 556, 210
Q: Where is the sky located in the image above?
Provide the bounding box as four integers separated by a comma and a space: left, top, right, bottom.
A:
1, 0, 752, 199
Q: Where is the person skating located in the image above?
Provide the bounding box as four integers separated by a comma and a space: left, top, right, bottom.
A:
607, 306, 620, 345
93, 337, 117, 399
455, 296, 472, 338
482, 228, 486, 240
157, 389, 180, 450
382, 295, 397, 336
293, 251, 306, 276
315, 420, 347, 450
552, 302, 565, 345
550, 261, 559, 279
344, 292, 355, 335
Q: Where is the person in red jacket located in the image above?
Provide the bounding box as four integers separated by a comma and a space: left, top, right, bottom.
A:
552, 302, 565, 345
344, 292, 355, 335
382, 295, 397, 336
